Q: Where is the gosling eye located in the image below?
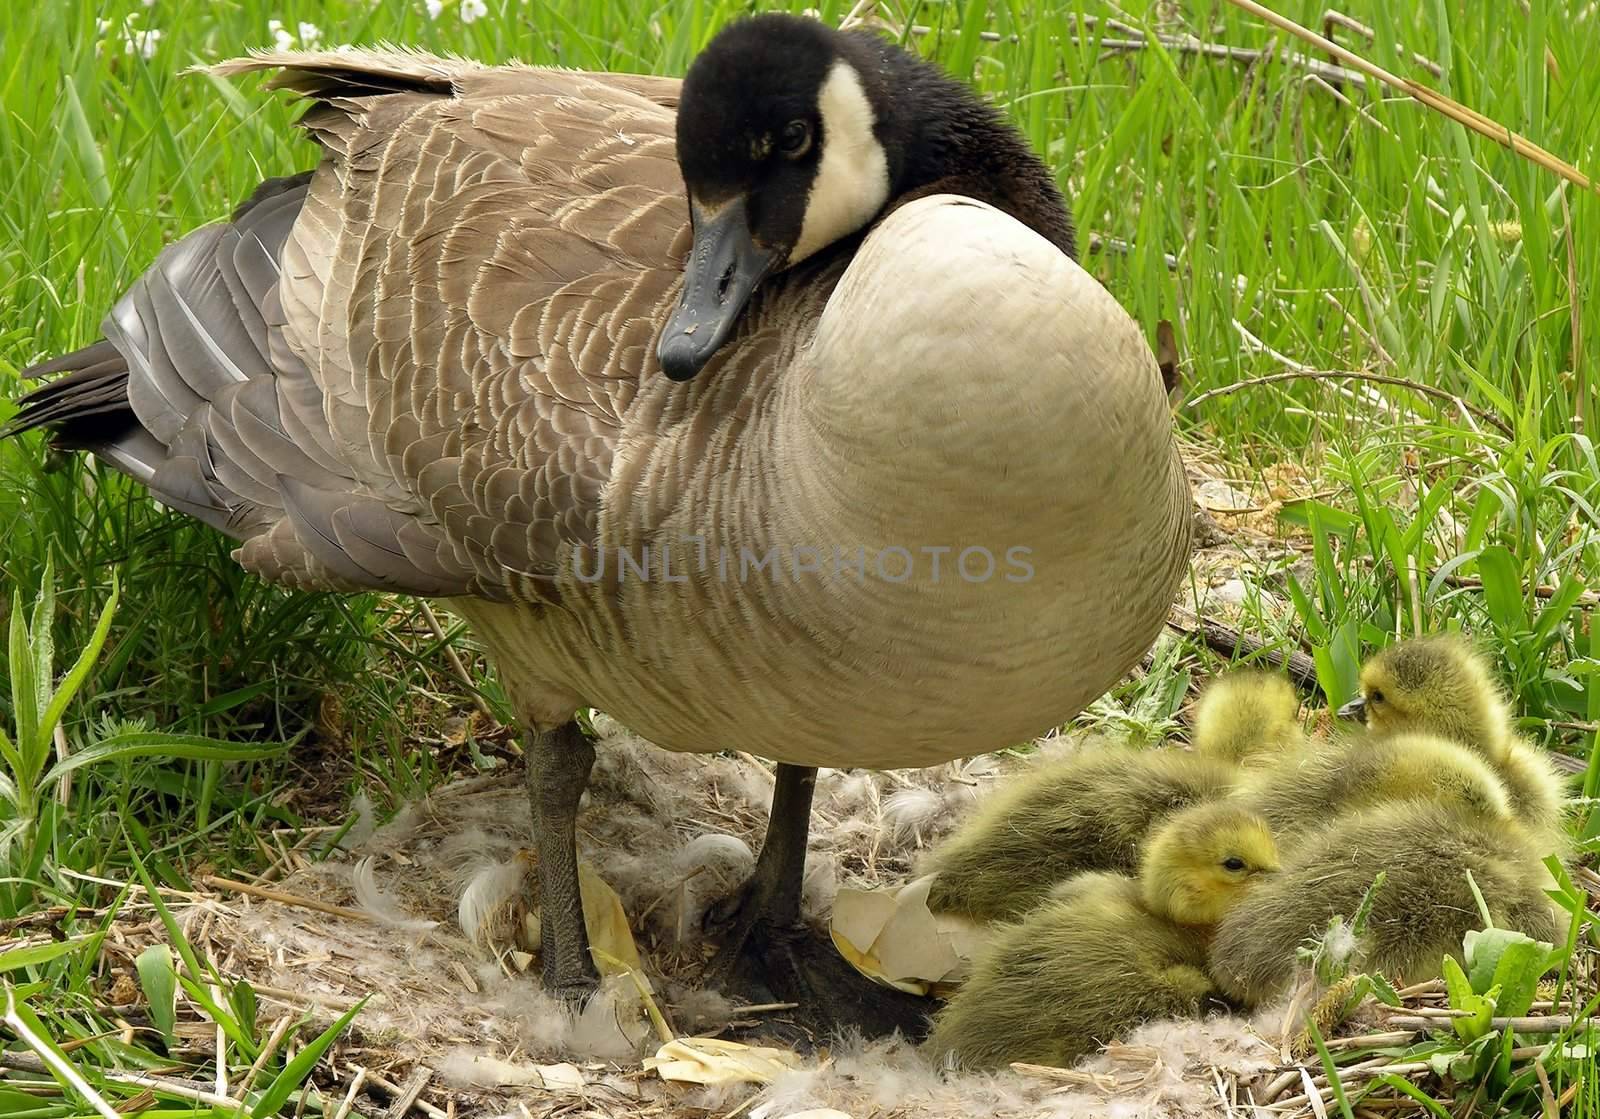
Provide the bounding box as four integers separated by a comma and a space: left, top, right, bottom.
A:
1222, 856, 1247, 872
1369, 689, 1385, 704
779, 119, 812, 159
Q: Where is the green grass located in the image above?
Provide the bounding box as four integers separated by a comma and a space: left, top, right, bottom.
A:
0, 0, 1597, 1114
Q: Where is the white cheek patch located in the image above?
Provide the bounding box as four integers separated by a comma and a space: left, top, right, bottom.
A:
790, 60, 891, 265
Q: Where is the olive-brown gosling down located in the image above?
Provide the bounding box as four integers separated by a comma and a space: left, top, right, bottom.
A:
1236, 730, 1513, 844
1343, 635, 1569, 838
1191, 670, 1305, 769
1208, 800, 1560, 1007
924, 745, 1237, 922
927, 801, 1280, 1068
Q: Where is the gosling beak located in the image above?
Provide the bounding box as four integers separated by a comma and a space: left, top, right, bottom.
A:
657, 197, 781, 382
1337, 695, 1368, 723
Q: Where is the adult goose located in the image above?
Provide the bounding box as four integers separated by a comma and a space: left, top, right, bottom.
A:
5, 15, 1191, 1034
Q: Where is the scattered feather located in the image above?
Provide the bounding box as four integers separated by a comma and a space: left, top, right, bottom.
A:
340, 789, 379, 849
458, 856, 534, 952
351, 856, 439, 931
882, 787, 945, 843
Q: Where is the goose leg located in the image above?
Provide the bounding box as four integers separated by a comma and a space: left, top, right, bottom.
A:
526, 721, 599, 998
707, 764, 933, 1041
739, 761, 814, 925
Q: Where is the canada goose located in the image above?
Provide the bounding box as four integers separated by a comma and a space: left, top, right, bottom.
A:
1190, 670, 1304, 768
1237, 731, 1513, 843
1340, 636, 1569, 836
4, 23, 1191, 1032
928, 802, 1278, 1068
1208, 801, 1559, 1007
923, 746, 1237, 922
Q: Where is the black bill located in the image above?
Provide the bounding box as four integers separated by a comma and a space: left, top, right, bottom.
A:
658, 198, 781, 382
1336, 695, 1368, 722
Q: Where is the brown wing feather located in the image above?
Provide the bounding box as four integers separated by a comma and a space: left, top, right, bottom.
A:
17, 48, 819, 604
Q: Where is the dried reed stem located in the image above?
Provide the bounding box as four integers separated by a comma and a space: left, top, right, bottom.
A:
1224, 0, 1593, 192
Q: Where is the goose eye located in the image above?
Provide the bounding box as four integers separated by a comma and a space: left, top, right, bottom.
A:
1222, 856, 1247, 872
1369, 689, 1385, 704
779, 119, 812, 158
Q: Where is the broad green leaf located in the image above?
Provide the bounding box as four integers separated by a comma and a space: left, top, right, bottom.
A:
42, 731, 291, 788
0, 1086, 71, 1118
249, 997, 368, 1118
0, 937, 86, 973
1465, 927, 1530, 990
1474, 545, 1525, 633
1442, 955, 1496, 1042
136, 944, 178, 1047
36, 576, 119, 754
1461, 489, 1501, 553
1488, 939, 1555, 1018
230, 978, 258, 1040
1277, 498, 1362, 536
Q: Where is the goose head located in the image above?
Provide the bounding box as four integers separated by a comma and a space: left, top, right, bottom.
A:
659, 13, 1074, 381
1339, 636, 1512, 760
1140, 802, 1279, 927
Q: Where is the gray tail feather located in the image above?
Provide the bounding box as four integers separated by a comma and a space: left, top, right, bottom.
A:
4, 339, 136, 447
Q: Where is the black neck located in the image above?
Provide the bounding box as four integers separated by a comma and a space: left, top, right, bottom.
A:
842, 32, 1077, 260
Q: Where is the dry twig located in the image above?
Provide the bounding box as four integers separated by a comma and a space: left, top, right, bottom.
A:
1186, 369, 1512, 436
1167, 606, 1320, 692
202, 875, 373, 923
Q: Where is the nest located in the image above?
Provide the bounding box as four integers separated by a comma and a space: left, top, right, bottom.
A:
16, 719, 1596, 1118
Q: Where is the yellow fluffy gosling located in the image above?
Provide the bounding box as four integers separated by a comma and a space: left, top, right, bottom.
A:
1237, 731, 1512, 844
1344, 635, 1569, 836
928, 802, 1279, 1068
924, 746, 1236, 921
1191, 670, 1305, 769
1208, 800, 1560, 1007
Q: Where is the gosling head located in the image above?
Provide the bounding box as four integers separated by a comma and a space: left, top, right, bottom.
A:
1339, 636, 1512, 760
1191, 671, 1301, 766
658, 13, 1073, 381
1140, 801, 1280, 927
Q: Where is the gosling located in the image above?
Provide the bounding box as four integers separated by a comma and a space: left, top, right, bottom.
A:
928, 801, 1280, 1068
924, 744, 1236, 921
1191, 670, 1305, 768
1343, 635, 1569, 836
1237, 730, 1512, 844
1208, 800, 1560, 1007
